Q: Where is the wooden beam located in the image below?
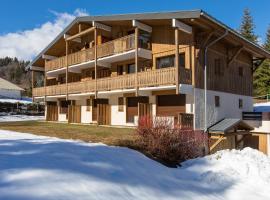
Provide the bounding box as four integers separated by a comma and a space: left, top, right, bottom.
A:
42, 54, 58, 60
252, 58, 266, 73
78, 23, 82, 33
132, 20, 152, 33
210, 135, 224, 152
135, 27, 139, 96
172, 19, 192, 34
94, 28, 98, 98
64, 34, 82, 43
65, 27, 95, 41
92, 21, 112, 32
228, 46, 244, 66
175, 28, 179, 94
201, 31, 215, 48
30, 66, 44, 72
32, 70, 34, 102
65, 40, 69, 101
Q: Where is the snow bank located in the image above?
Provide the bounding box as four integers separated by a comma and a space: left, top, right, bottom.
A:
0, 115, 44, 122
0, 130, 269, 200
254, 102, 270, 112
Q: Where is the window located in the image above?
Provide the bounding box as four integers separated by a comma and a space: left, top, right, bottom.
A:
117, 65, 123, 75
86, 99, 91, 111
118, 97, 124, 112
239, 99, 243, 109
214, 59, 224, 76
215, 96, 220, 107
60, 100, 69, 114
156, 53, 185, 69
127, 63, 135, 74
139, 29, 151, 49
91, 71, 95, 79
239, 67, 243, 77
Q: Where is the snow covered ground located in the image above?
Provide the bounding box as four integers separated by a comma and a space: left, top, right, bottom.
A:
0, 115, 44, 122
0, 130, 269, 200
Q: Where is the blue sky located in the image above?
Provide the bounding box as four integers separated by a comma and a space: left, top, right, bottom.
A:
0, 0, 270, 60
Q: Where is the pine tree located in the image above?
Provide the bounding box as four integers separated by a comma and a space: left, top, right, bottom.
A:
253, 26, 270, 96
239, 8, 258, 43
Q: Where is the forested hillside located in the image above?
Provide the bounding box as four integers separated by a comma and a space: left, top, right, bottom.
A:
0, 57, 31, 96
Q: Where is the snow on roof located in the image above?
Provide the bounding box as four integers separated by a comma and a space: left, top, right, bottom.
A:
0, 98, 32, 104
0, 78, 24, 91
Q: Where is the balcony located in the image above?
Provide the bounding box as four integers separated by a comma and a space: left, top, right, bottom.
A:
33, 67, 192, 97
45, 34, 149, 75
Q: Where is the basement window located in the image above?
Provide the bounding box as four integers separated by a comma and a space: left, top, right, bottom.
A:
239, 99, 243, 109
215, 96, 220, 107
118, 97, 124, 112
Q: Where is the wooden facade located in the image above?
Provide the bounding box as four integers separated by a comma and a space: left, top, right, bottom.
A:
31, 11, 270, 130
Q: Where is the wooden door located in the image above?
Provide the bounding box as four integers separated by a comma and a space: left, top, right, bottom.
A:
97, 104, 111, 125
138, 103, 152, 118
68, 105, 81, 123
46, 102, 58, 121
126, 97, 148, 123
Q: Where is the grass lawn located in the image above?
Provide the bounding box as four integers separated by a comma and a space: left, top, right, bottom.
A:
0, 121, 136, 146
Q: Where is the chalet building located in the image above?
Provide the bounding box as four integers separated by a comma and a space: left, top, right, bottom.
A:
29, 10, 270, 133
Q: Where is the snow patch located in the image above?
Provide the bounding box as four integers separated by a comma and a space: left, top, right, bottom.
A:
0, 130, 269, 200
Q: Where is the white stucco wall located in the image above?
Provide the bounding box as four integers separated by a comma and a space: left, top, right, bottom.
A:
110, 94, 127, 126
77, 98, 92, 123
0, 89, 21, 99
194, 88, 253, 130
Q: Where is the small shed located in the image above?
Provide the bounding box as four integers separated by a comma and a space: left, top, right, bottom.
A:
208, 118, 254, 153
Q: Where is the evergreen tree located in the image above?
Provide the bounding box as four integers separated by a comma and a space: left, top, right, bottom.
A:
253, 26, 270, 96
239, 8, 258, 43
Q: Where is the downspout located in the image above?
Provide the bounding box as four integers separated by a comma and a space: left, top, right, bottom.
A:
204, 30, 228, 132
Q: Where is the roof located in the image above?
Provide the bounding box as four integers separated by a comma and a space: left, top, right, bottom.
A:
0, 78, 24, 91
208, 118, 253, 134
28, 10, 270, 69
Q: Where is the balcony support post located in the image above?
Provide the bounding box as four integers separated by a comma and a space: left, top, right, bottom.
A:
44, 61, 47, 104
31, 70, 34, 102
65, 40, 69, 100
94, 27, 98, 99
135, 27, 139, 96
175, 28, 179, 94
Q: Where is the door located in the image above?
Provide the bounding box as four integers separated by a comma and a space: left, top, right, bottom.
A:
92, 99, 110, 125
126, 96, 148, 123
68, 105, 81, 123
46, 102, 58, 121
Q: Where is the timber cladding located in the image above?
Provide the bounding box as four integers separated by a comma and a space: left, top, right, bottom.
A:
46, 102, 58, 121
195, 42, 253, 96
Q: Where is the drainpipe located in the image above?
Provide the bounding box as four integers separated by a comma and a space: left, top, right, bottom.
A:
204, 30, 228, 132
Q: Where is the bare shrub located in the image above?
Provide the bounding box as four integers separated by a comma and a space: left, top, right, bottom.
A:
135, 115, 208, 167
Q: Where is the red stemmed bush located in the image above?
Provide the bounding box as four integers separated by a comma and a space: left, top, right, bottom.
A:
135, 115, 208, 167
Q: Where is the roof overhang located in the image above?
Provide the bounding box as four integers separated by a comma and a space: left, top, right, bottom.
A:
28, 10, 270, 69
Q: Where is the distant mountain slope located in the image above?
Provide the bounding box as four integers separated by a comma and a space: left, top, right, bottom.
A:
0, 57, 31, 96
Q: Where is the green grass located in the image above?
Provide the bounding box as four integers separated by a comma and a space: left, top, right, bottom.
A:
0, 121, 136, 146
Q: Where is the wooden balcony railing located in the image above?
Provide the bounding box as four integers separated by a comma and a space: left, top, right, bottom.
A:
177, 113, 194, 129
32, 87, 45, 97
33, 67, 192, 97
45, 34, 135, 72
97, 34, 135, 58
45, 84, 66, 96
45, 56, 66, 72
